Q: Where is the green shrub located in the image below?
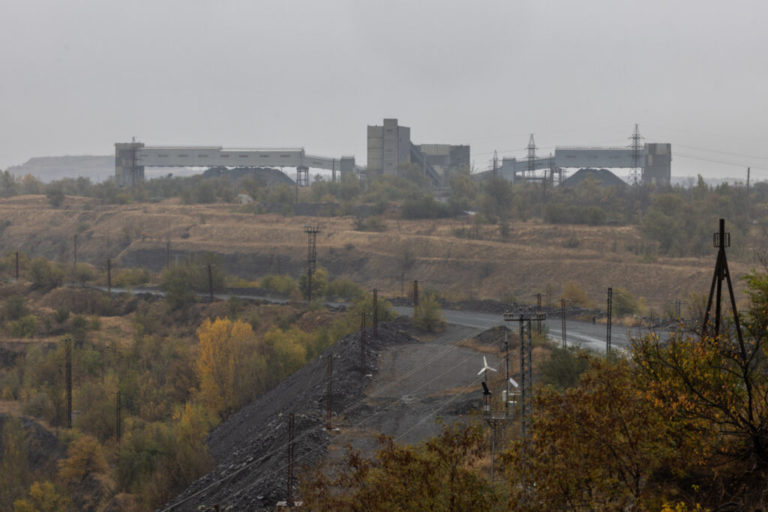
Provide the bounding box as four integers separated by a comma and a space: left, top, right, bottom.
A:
9, 315, 37, 338
539, 346, 591, 391
4, 296, 27, 321
260, 274, 299, 297
413, 293, 444, 332
29, 258, 64, 291
325, 279, 364, 301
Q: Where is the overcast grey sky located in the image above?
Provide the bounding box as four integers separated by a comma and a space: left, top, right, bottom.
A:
1, 0, 767, 179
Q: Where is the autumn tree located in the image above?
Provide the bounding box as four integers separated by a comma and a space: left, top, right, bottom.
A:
0, 417, 31, 510
196, 317, 265, 417
631, 272, 768, 507
12, 481, 69, 512
302, 422, 499, 511
504, 358, 697, 511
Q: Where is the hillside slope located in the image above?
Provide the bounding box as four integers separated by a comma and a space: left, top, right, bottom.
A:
0, 195, 750, 310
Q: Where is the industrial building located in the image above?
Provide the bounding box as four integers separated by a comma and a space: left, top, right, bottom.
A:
115, 142, 356, 187
366, 118, 470, 184
498, 142, 672, 185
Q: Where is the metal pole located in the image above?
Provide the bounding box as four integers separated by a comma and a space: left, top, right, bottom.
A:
505, 333, 510, 417
561, 298, 567, 348
287, 412, 295, 507
413, 280, 419, 306
519, 316, 527, 496
373, 289, 379, 338
326, 355, 333, 430
526, 319, 532, 419
360, 312, 367, 370
115, 390, 121, 442
107, 258, 112, 296
536, 293, 542, 334
207, 263, 214, 303
607, 287, 613, 354
519, 316, 526, 440
65, 337, 72, 429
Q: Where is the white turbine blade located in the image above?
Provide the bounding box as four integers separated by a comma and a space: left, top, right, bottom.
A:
509, 377, 519, 388
477, 367, 486, 376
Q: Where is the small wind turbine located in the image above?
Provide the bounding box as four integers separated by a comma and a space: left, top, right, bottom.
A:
477, 356, 498, 382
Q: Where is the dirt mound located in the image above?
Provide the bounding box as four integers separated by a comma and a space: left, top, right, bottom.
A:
164, 319, 415, 511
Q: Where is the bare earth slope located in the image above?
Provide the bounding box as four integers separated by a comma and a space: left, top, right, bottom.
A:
0, 195, 747, 310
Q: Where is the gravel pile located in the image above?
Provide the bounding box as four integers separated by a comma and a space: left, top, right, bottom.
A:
163, 318, 414, 511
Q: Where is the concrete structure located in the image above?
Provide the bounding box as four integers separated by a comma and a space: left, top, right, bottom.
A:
367, 118, 470, 184
367, 118, 411, 175
415, 144, 470, 175
115, 142, 356, 186
498, 144, 672, 185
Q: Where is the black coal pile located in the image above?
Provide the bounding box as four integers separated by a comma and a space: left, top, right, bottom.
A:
0, 414, 64, 474
474, 325, 512, 347
201, 167, 294, 186
562, 168, 627, 188
163, 318, 414, 512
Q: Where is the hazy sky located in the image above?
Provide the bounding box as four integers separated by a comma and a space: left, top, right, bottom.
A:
2, 0, 767, 179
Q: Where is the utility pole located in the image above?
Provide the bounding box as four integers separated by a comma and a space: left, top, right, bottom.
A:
326, 354, 333, 430
504, 333, 510, 417
107, 258, 112, 296
536, 293, 542, 334
115, 390, 122, 442
304, 225, 319, 302
629, 124, 644, 184
503, 310, 544, 497
65, 336, 72, 429
413, 280, 419, 306
207, 263, 214, 303
526, 134, 537, 181
286, 412, 295, 507
165, 239, 171, 269
372, 288, 378, 338
561, 298, 567, 348
492, 150, 498, 179
360, 312, 367, 370
747, 167, 752, 223
606, 287, 613, 354
332, 159, 336, 184
702, 218, 743, 343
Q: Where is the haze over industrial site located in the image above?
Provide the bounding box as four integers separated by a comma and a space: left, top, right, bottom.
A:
3, 2, 768, 511
2, 1, 767, 180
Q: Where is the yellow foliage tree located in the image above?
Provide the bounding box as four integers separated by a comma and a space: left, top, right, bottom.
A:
57, 435, 108, 484
196, 317, 263, 417
13, 481, 69, 512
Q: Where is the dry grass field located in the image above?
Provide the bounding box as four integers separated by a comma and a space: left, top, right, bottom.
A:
0, 194, 758, 312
